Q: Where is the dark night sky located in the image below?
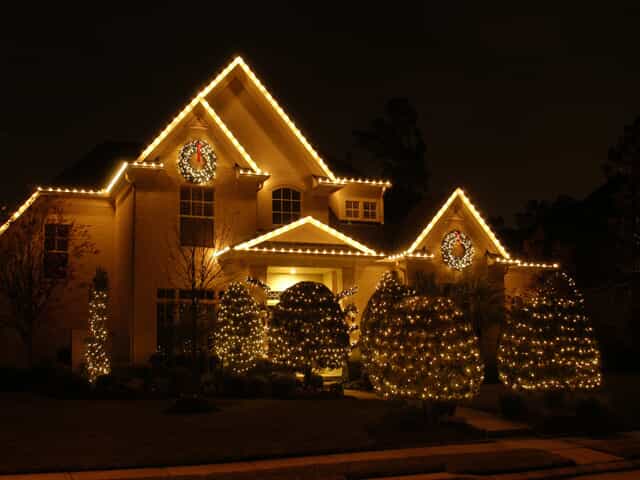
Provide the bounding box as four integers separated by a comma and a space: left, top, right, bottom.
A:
1, 3, 638, 222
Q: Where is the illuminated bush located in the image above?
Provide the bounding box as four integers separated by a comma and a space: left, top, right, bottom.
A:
269, 281, 350, 379
360, 271, 413, 390
366, 294, 484, 401
213, 282, 264, 374
498, 272, 602, 392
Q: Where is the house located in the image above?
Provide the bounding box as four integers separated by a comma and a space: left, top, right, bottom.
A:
0, 57, 558, 369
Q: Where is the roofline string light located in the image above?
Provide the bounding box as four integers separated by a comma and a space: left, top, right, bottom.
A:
496, 258, 559, 269
135, 57, 338, 182
0, 161, 164, 237
232, 216, 381, 256
199, 99, 265, 175
405, 188, 511, 259
317, 177, 392, 187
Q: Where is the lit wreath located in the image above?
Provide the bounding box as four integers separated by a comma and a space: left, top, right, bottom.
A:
441, 230, 474, 270
178, 139, 216, 184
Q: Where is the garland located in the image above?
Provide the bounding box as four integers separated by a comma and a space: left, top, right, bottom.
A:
441, 230, 474, 270
178, 139, 216, 184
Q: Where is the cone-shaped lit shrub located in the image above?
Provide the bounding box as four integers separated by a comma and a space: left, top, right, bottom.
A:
498, 272, 602, 392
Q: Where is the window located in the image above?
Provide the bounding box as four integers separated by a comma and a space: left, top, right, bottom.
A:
344, 200, 378, 221
345, 200, 360, 219
44, 223, 70, 278
363, 201, 377, 220
272, 188, 301, 225
156, 288, 217, 359
180, 186, 214, 247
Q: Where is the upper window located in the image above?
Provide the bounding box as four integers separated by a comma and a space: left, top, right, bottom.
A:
180, 186, 214, 247
343, 200, 378, 221
272, 188, 301, 225
44, 223, 70, 279
363, 201, 377, 220
345, 200, 360, 219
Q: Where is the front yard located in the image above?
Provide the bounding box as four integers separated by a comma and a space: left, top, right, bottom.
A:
0, 393, 484, 474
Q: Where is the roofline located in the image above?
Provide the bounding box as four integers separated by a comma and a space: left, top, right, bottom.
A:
0, 161, 164, 237
231, 216, 381, 256
403, 187, 511, 259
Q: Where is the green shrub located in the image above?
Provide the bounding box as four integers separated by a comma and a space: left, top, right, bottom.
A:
499, 392, 527, 420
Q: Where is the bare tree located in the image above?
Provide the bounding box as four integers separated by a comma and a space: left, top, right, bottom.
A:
0, 197, 96, 366
167, 214, 233, 378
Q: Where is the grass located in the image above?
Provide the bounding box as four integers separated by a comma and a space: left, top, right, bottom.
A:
0, 393, 485, 474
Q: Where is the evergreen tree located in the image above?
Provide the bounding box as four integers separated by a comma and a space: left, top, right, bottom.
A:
84, 268, 111, 383
498, 272, 602, 392
360, 271, 414, 389
213, 282, 263, 374
269, 282, 350, 380
367, 294, 484, 403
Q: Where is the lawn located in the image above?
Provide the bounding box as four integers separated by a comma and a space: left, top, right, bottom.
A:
0, 393, 484, 474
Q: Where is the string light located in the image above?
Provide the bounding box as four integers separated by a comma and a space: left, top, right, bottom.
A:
317, 177, 392, 187
497, 271, 602, 392
233, 216, 381, 256
200, 99, 265, 175
212, 282, 265, 374
0, 161, 164, 238
441, 230, 474, 271
269, 281, 351, 375
361, 272, 484, 401
496, 258, 559, 269
405, 188, 510, 259
84, 270, 111, 384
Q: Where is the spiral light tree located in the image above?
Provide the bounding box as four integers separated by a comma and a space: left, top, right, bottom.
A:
498, 271, 602, 392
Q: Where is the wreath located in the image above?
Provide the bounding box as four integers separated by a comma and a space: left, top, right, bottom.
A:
178, 139, 216, 184
441, 230, 474, 270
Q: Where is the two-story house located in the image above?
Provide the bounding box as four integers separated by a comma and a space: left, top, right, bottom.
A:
0, 57, 558, 369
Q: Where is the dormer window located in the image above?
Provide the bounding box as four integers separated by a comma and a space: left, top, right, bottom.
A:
272, 188, 301, 225
363, 201, 377, 220
343, 199, 379, 222
345, 200, 360, 219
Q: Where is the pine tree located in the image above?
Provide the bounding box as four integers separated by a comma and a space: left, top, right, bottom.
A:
498, 271, 602, 392
213, 282, 264, 374
84, 268, 111, 383
367, 294, 484, 402
269, 281, 350, 380
360, 271, 414, 389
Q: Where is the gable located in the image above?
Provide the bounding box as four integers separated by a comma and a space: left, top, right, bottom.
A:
136, 57, 336, 182
405, 188, 510, 259
233, 216, 381, 256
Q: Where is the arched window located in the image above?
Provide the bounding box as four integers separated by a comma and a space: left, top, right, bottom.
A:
272, 187, 301, 225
